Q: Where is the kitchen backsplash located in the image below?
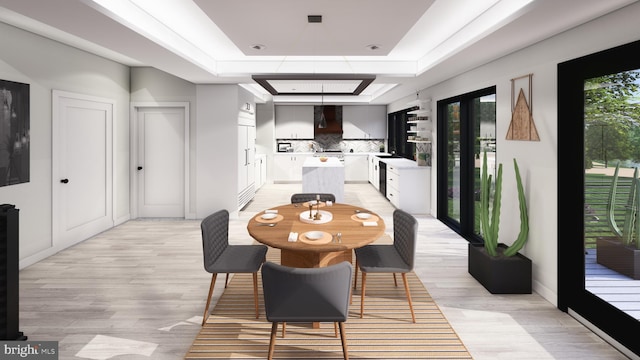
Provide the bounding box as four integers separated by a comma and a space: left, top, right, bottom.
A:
278, 134, 385, 153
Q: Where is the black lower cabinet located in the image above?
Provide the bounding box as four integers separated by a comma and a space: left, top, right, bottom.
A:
378, 161, 387, 197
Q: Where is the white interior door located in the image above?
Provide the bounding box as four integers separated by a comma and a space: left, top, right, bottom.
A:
52, 91, 113, 249
137, 107, 185, 218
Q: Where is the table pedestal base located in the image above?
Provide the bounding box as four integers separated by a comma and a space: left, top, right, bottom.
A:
280, 249, 353, 329
281, 249, 353, 268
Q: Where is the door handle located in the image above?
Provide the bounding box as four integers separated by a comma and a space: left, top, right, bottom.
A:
137, 166, 143, 170
60, 179, 69, 184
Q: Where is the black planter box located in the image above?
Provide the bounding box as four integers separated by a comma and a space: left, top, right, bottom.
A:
468, 243, 532, 294
596, 236, 640, 280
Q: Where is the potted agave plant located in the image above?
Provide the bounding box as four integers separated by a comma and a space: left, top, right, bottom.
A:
596, 163, 640, 279
468, 151, 532, 294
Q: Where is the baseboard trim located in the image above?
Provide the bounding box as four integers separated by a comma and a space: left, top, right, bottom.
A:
569, 309, 640, 360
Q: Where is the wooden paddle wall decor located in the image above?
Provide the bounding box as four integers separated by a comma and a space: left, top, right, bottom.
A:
507, 74, 540, 141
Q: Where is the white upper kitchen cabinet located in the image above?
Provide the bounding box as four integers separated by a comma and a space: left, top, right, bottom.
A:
275, 105, 314, 139
342, 105, 387, 139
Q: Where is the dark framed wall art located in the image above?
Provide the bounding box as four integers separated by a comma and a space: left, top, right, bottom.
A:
0, 79, 30, 187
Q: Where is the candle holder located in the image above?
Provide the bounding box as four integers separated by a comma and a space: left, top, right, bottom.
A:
313, 202, 322, 220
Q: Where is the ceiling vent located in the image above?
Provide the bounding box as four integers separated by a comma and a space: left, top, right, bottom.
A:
307, 15, 322, 23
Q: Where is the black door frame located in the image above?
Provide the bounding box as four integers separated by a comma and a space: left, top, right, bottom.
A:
558, 39, 640, 356
437, 86, 495, 242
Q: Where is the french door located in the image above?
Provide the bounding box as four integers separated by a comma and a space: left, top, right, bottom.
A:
437, 87, 496, 240
558, 39, 640, 356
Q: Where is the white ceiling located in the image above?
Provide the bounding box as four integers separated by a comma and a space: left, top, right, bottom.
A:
0, 0, 637, 104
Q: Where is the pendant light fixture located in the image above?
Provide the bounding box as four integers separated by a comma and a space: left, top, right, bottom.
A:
318, 84, 327, 128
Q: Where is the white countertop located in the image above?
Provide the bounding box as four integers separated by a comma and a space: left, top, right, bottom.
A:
276, 152, 386, 156
377, 157, 429, 169
303, 156, 344, 167
274, 152, 314, 155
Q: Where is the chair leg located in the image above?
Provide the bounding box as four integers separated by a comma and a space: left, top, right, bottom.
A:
334, 322, 338, 338
202, 273, 217, 326
351, 258, 359, 305
282, 322, 286, 338
401, 273, 416, 323
359, 272, 367, 318
353, 258, 359, 290
268, 322, 278, 360
252, 272, 259, 319
393, 273, 398, 287
338, 322, 349, 360
224, 273, 229, 288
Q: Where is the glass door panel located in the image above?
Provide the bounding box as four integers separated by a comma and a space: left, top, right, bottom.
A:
447, 102, 461, 223
583, 69, 640, 315
474, 94, 497, 236
438, 87, 495, 239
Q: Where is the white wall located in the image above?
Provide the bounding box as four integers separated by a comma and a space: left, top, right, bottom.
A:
195, 85, 257, 219
388, 2, 640, 305
131, 70, 257, 219
130, 67, 197, 216
0, 22, 130, 266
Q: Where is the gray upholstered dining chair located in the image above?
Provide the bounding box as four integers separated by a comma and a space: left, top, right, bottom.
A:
290, 193, 336, 204
200, 209, 268, 326
261, 261, 353, 360
352, 209, 418, 323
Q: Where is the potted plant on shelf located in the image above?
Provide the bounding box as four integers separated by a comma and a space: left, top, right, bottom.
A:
596, 163, 640, 279
468, 151, 532, 294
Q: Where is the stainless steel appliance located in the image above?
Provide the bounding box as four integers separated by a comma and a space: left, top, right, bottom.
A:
277, 142, 292, 152
378, 161, 387, 197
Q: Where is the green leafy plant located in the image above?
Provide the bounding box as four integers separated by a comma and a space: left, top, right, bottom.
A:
606, 163, 622, 237
479, 151, 529, 257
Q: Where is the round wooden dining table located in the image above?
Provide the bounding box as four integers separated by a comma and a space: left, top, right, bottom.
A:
247, 202, 386, 268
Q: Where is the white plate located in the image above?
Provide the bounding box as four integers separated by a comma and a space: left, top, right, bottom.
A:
305, 231, 324, 240
308, 200, 318, 205
356, 213, 372, 220
261, 213, 278, 220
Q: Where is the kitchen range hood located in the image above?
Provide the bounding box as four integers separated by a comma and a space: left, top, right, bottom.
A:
314, 105, 342, 135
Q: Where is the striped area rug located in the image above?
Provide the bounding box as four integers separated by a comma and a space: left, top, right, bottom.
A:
185, 249, 472, 359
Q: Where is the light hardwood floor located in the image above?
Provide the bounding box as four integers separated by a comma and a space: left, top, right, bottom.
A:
19, 183, 630, 359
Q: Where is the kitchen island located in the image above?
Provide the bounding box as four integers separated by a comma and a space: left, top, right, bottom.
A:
302, 157, 345, 202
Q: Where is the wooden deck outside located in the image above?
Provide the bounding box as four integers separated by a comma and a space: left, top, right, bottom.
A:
585, 248, 640, 319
